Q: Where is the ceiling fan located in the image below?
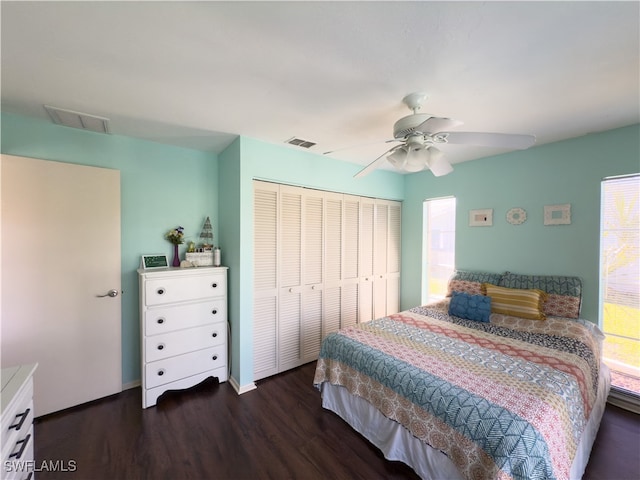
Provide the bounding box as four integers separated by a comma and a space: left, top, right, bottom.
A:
334, 92, 536, 178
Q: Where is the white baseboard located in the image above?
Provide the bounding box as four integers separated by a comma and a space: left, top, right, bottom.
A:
229, 375, 257, 395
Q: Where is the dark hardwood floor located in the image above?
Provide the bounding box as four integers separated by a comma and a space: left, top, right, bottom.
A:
33, 362, 639, 480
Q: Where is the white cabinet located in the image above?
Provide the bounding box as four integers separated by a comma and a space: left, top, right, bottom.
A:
253, 181, 401, 381
138, 267, 228, 408
2, 364, 37, 480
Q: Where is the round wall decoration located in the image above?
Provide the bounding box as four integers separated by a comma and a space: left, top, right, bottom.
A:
506, 207, 527, 225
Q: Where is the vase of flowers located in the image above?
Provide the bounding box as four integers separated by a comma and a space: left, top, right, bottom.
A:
165, 226, 185, 267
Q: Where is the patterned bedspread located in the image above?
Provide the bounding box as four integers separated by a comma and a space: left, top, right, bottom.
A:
313, 301, 602, 480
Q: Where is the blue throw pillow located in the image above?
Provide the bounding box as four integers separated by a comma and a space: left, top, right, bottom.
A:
448, 291, 491, 322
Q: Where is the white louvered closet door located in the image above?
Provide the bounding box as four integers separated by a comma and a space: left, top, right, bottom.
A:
323, 192, 343, 336
253, 182, 280, 380
279, 185, 304, 372
341, 195, 360, 329
301, 190, 324, 362
359, 197, 375, 323
253, 181, 401, 381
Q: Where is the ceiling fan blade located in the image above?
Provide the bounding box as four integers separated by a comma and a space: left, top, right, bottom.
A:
441, 132, 536, 149
323, 138, 399, 155
354, 145, 401, 178
412, 117, 463, 135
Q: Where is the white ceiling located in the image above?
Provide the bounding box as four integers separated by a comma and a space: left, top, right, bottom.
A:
2, 1, 639, 171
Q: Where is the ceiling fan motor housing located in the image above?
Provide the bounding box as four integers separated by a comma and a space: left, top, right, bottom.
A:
393, 113, 432, 139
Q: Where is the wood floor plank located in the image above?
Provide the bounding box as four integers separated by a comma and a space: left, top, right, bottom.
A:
32, 362, 639, 479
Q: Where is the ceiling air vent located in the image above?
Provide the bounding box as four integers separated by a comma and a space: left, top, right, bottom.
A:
44, 105, 110, 134
285, 137, 316, 149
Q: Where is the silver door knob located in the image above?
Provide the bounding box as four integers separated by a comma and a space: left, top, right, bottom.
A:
96, 289, 119, 298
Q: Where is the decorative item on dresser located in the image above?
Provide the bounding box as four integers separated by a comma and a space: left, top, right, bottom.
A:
2, 363, 37, 477
138, 266, 228, 408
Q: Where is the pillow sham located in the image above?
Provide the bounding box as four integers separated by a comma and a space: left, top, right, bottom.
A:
446, 270, 502, 297
498, 271, 582, 318
481, 283, 548, 320
449, 291, 492, 322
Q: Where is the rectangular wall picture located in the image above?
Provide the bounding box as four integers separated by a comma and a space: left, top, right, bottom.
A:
544, 203, 571, 225
469, 209, 493, 227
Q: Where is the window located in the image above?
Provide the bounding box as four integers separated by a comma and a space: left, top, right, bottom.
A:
422, 197, 456, 304
599, 174, 640, 404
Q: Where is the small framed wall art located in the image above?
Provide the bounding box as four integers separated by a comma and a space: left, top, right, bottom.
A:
506, 207, 527, 225
544, 203, 571, 225
469, 209, 493, 227
140, 254, 169, 269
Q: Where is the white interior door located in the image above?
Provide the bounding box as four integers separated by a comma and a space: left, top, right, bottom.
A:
1, 154, 122, 416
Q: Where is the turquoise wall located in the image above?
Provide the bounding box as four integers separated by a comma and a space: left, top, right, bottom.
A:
1, 113, 219, 385
220, 136, 404, 389
402, 124, 640, 323
3, 110, 638, 392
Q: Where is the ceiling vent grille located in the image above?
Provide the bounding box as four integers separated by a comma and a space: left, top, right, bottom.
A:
44, 105, 110, 134
285, 137, 316, 149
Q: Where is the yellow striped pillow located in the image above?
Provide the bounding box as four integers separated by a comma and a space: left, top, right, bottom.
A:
481, 283, 548, 320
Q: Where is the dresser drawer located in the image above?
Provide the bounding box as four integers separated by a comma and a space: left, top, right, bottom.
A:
145, 323, 226, 362
1, 377, 33, 452
145, 272, 226, 306
145, 346, 227, 389
144, 300, 226, 336
2, 424, 33, 474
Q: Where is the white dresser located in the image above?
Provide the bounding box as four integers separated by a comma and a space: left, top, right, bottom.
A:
1, 363, 37, 480
138, 267, 228, 408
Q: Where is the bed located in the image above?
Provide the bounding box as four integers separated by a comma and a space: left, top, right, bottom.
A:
314, 271, 610, 480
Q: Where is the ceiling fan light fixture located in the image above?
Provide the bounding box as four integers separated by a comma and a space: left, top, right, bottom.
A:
387, 148, 407, 170
427, 147, 454, 176
404, 147, 429, 172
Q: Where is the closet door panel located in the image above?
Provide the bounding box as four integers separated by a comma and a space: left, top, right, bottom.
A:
373, 201, 389, 318
279, 288, 302, 371
323, 192, 343, 335
388, 202, 402, 275
302, 191, 324, 362
302, 287, 323, 361
359, 198, 375, 323
342, 196, 360, 328
253, 182, 279, 380
343, 195, 360, 281
304, 193, 323, 285
325, 193, 343, 285
280, 187, 302, 288
386, 273, 401, 315
374, 202, 389, 275
253, 297, 278, 380
341, 281, 359, 328
324, 286, 341, 334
